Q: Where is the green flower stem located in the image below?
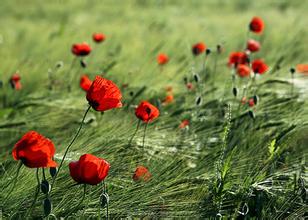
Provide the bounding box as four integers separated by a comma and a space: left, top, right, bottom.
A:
49, 105, 91, 194
26, 168, 40, 217
128, 120, 141, 146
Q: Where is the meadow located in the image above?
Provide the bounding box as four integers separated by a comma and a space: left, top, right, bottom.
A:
0, 0, 307, 219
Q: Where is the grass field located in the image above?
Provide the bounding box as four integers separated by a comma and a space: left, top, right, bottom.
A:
0, 0, 307, 219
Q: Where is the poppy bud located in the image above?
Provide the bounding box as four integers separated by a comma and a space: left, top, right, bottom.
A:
253, 95, 259, 105
43, 198, 52, 217
55, 61, 64, 69
216, 44, 223, 54
41, 180, 50, 194
80, 60, 87, 68
135, 101, 160, 123
86, 76, 122, 111
195, 96, 202, 106
193, 73, 200, 83
249, 16, 265, 34
183, 77, 188, 84
290, 67, 295, 74
205, 48, 211, 55
232, 87, 238, 97
192, 42, 206, 56
100, 193, 109, 208
49, 167, 57, 177
248, 110, 255, 119
129, 91, 134, 96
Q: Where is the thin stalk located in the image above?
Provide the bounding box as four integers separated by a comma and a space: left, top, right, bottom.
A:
142, 123, 148, 149
50, 105, 91, 193
67, 57, 77, 92
3, 161, 22, 205
26, 168, 40, 217
128, 120, 141, 145
103, 181, 109, 220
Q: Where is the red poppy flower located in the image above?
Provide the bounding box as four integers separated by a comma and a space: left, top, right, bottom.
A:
179, 119, 190, 129
10, 73, 22, 90
248, 98, 255, 107
237, 64, 251, 77
135, 101, 160, 123
80, 75, 92, 92
132, 166, 151, 182
93, 33, 106, 43
69, 154, 110, 185
72, 43, 92, 56
296, 64, 308, 74
86, 76, 122, 111
249, 17, 264, 34
157, 53, 169, 65
246, 39, 261, 53
192, 42, 206, 56
228, 52, 248, 67
12, 131, 57, 168
252, 59, 268, 74
163, 94, 174, 105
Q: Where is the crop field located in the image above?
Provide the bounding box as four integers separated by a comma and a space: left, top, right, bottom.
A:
0, 0, 307, 219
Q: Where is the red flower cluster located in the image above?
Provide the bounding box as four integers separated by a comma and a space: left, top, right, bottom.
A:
192, 42, 206, 56
72, 43, 92, 56
69, 154, 110, 185
135, 101, 160, 123
157, 53, 169, 65
86, 76, 123, 111
133, 166, 151, 182
80, 75, 92, 92
12, 131, 57, 168
93, 33, 106, 43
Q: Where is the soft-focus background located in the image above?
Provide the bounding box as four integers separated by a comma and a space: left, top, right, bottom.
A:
0, 0, 307, 218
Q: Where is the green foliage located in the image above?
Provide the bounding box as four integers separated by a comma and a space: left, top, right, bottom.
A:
0, 0, 307, 219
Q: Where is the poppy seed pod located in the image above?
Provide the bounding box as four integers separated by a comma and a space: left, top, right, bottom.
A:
205, 48, 211, 55
80, 60, 87, 68
290, 67, 296, 74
